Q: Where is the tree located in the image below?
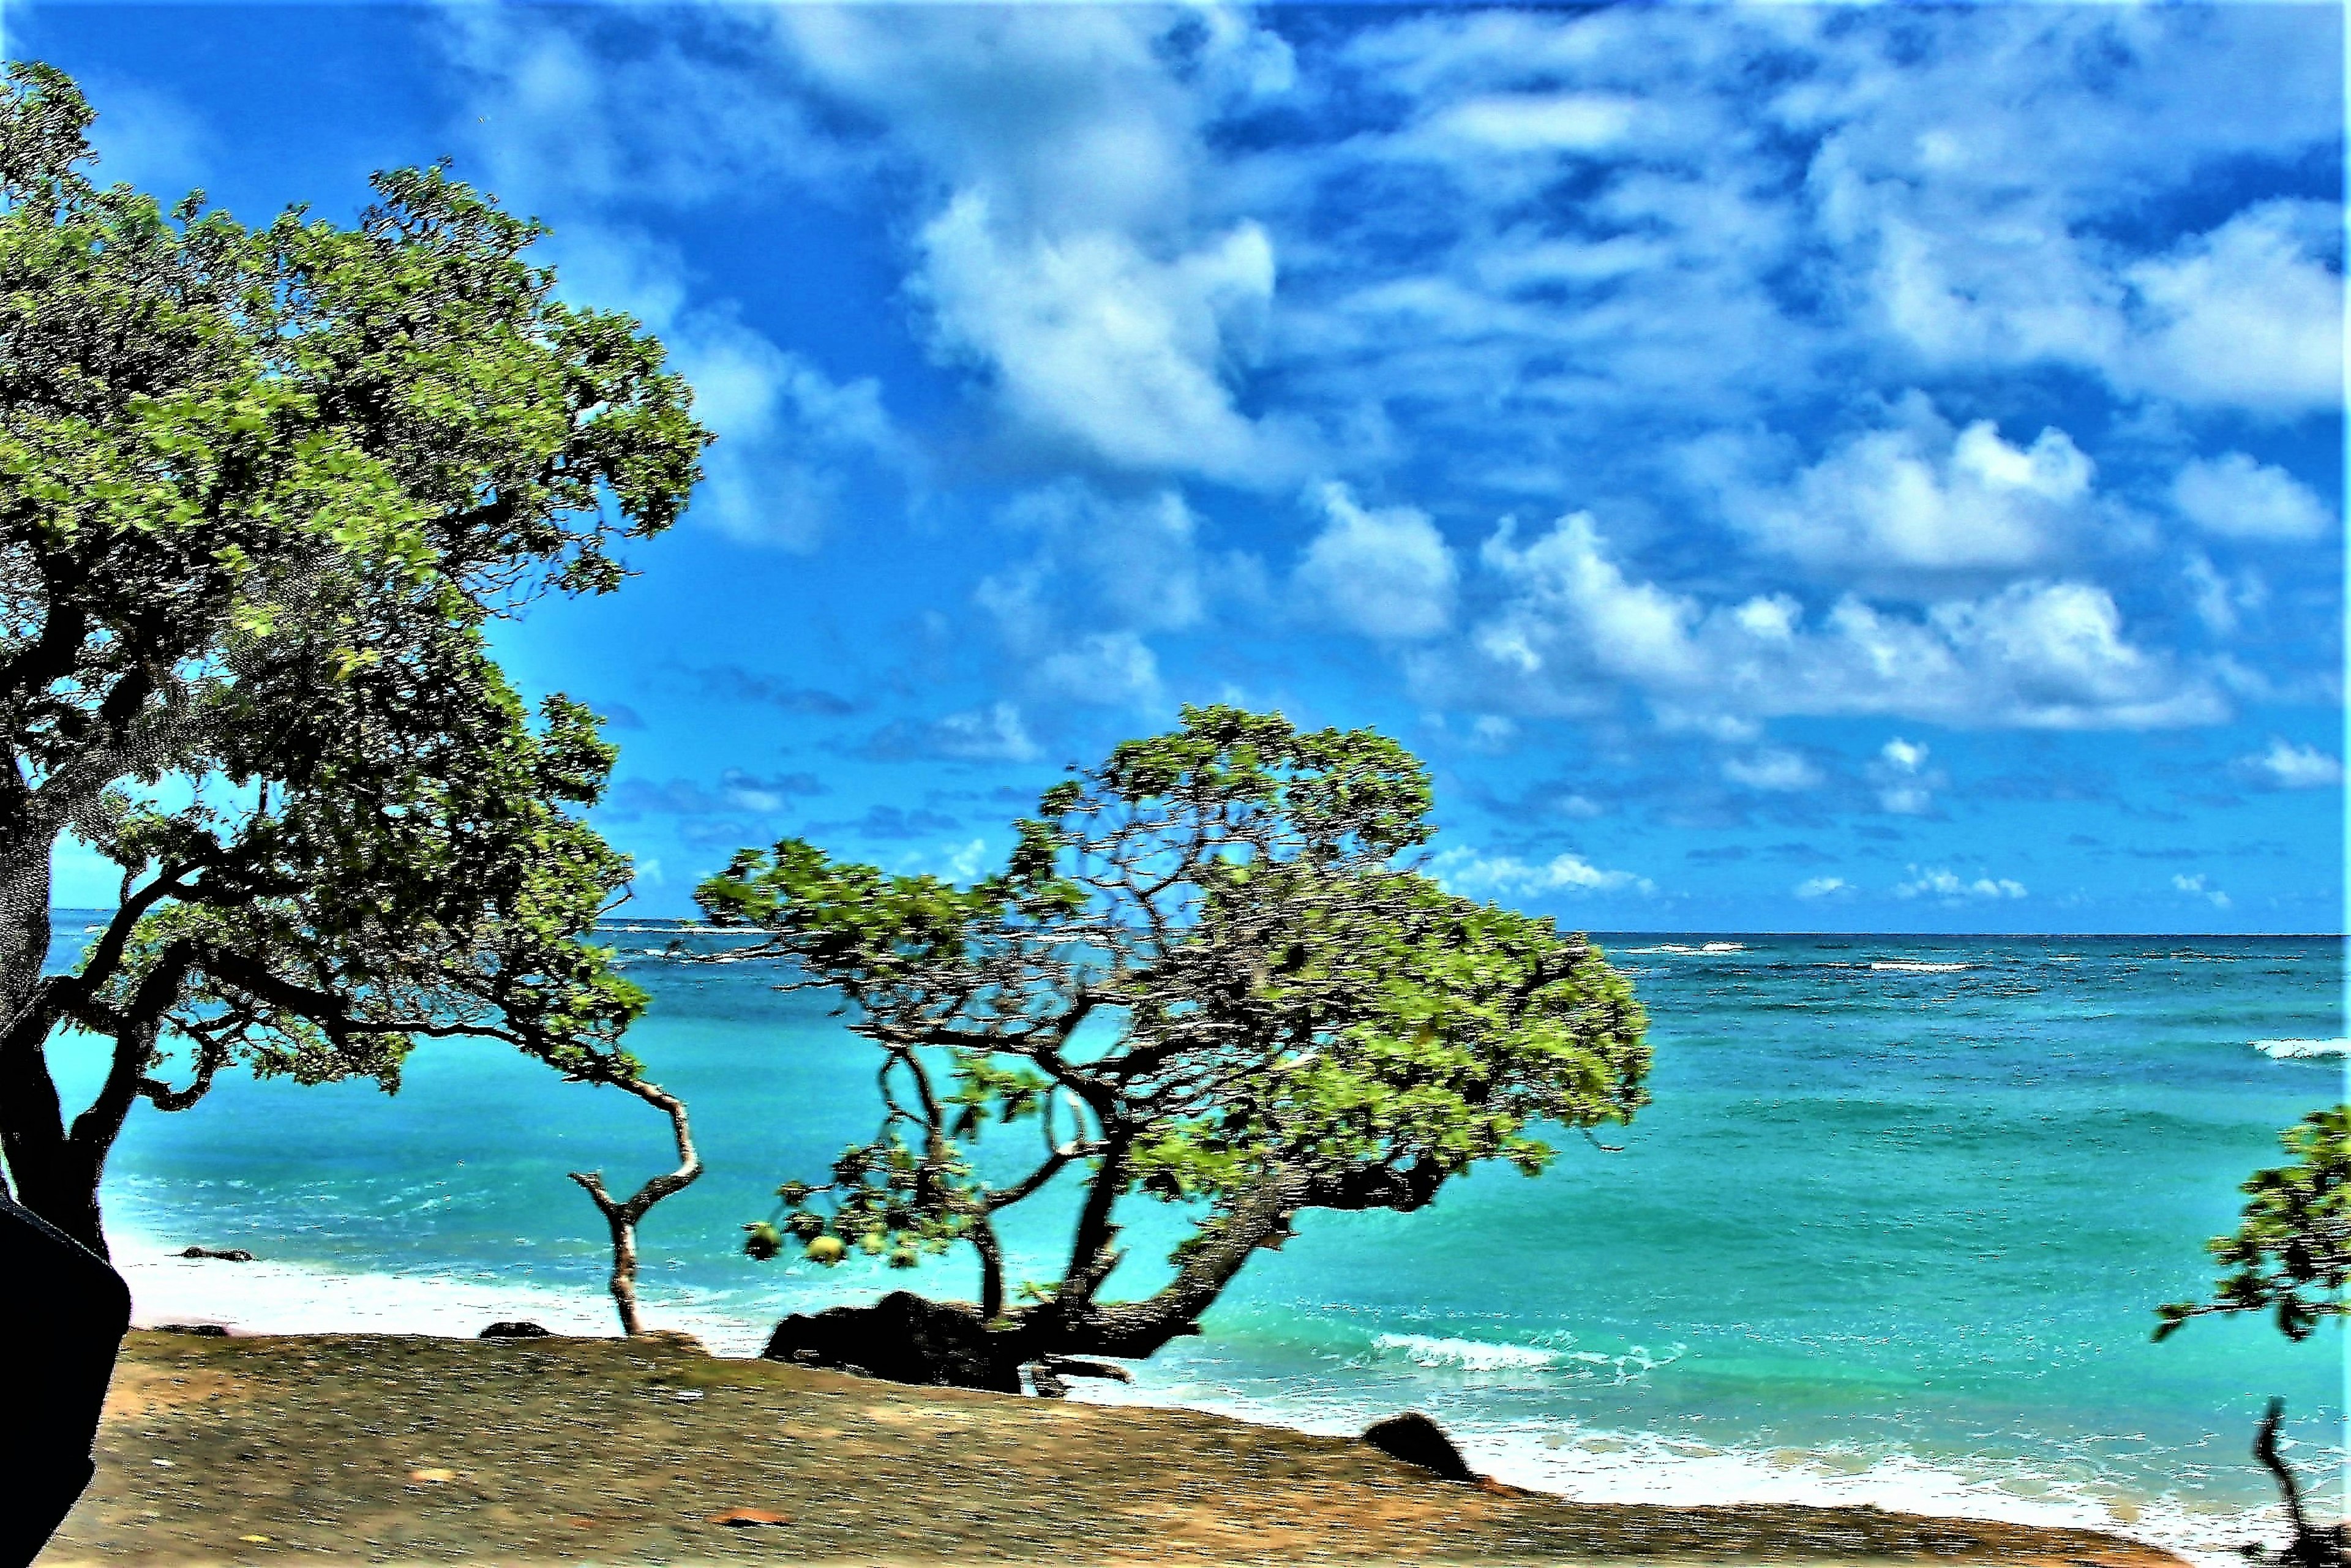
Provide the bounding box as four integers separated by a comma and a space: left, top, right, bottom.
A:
701, 705, 1651, 1390
2156, 1105, 2349, 1342
2155, 1105, 2348, 1568
0, 62, 714, 1280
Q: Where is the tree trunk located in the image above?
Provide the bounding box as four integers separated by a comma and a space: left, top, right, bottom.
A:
568, 1076, 702, 1337
0, 848, 110, 1249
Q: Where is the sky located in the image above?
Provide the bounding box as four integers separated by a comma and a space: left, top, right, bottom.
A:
35, 1, 2347, 934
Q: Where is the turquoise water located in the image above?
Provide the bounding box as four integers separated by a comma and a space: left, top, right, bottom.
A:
43, 916, 2349, 1555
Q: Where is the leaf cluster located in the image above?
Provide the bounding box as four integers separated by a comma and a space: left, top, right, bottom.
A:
0, 64, 709, 1108
2156, 1105, 2349, 1343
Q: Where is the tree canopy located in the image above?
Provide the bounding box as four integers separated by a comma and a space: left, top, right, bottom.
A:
0, 62, 712, 1253
2156, 1105, 2349, 1343
703, 705, 1649, 1382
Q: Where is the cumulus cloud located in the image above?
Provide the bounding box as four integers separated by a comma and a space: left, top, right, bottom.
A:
1449, 511, 2223, 731
920, 198, 1284, 479
2234, 738, 2344, 790
1030, 632, 1163, 708
604, 770, 827, 822
855, 703, 1039, 763
83, 73, 212, 196
1896, 866, 2027, 901
1294, 483, 1458, 640
674, 320, 907, 549
1794, 876, 1851, 899
1870, 737, 1943, 815
1722, 749, 1822, 792
2172, 873, 2232, 909
2120, 202, 2343, 416
1731, 397, 2101, 579
975, 483, 1259, 710
770, 7, 1302, 482
1430, 846, 1656, 898
2172, 452, 2336, 542
479, 220, 909, 551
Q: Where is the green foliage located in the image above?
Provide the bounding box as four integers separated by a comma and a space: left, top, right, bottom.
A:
712, 705, 1649, 1350
0, 62, 711, 1210
2156, 1105, 2349, 1343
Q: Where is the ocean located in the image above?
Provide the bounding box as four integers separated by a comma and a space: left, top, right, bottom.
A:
40, 915, 2350, 1563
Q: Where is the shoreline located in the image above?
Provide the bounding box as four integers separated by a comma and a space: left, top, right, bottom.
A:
103, 1236, 2300, 1568
58, 1328, 2201, 1568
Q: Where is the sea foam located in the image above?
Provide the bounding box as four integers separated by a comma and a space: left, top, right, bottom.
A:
111, 1231, 773, 1356
1068, 1376, 2289, 1568
2251, 1038, 2350, 1060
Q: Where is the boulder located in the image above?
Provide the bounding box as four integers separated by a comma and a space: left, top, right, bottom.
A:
1361, 1411, 1476, 1482
178, 1247, 255, 1262
761, 1291, 1021, 1394
479, 1321, 552, 1339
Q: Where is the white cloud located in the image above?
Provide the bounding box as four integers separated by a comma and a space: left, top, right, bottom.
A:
2172, 873, 2232, 910
1420, 93, 1639, 154
919, 197, 1286, 479
1731, 396, 2099, 577
1451, 511, 2223, 732
930, 704, 1038, 763
2235, 738, 2344, 790
1430, 846, 1655, 898
1794, 876, 1850, 899
670, 320, 904, 549
2172, 452, 2335, 542
2121, 202, 2343, 416
1295, 483, 1458, 640
769, 7, 1302, 483
2182, 552, 2268, 638
1896, 866, 2027, 901
980, 484, 1219, 645
1723, 749, 1822, 792
1871, 737, 1942, 814
1030, 632, 1162, 710
83, 73, 212, 196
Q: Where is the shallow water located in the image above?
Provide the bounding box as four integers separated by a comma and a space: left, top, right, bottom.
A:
43, 917, 2349, 1562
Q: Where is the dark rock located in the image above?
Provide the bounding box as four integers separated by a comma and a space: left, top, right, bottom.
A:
761, 1290, 1021, 1394
1362, 1411, 1476, 1482
479, 1321, 552, 1339
178, 1246, 255, 1261
154, 1323, 230, 1337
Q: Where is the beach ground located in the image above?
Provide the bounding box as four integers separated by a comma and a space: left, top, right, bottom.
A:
43, 1329, 2189, 1568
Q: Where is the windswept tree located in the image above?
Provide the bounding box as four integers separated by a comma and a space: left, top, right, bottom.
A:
0, 62, 713, 1286
703, 705, 1650, 1391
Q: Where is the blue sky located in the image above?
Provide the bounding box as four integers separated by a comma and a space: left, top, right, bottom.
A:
38, 2, 2346, 933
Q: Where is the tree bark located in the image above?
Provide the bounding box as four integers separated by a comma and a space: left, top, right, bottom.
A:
568, 1076, 702, 1337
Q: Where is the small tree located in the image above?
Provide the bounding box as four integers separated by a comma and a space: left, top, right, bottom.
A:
2156, 1105, 2348, 1343
0, 62, 713, 1292
2156, 1105, 2349, 1568
702, 705, 1649, 1389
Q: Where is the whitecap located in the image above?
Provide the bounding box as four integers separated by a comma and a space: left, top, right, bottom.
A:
1371, 1332, 1560, 1371
2252, 1038, 2350, 1060
1870, 961, 1971, 973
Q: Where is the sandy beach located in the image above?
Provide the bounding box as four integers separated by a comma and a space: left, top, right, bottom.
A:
41, 1329, 2192, 1568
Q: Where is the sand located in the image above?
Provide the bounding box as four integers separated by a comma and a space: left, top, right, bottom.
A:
40, 1329, 2190, 1568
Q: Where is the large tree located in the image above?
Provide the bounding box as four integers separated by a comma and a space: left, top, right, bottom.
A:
0, 62, 713, 1260
703, 705, 1650, 1391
